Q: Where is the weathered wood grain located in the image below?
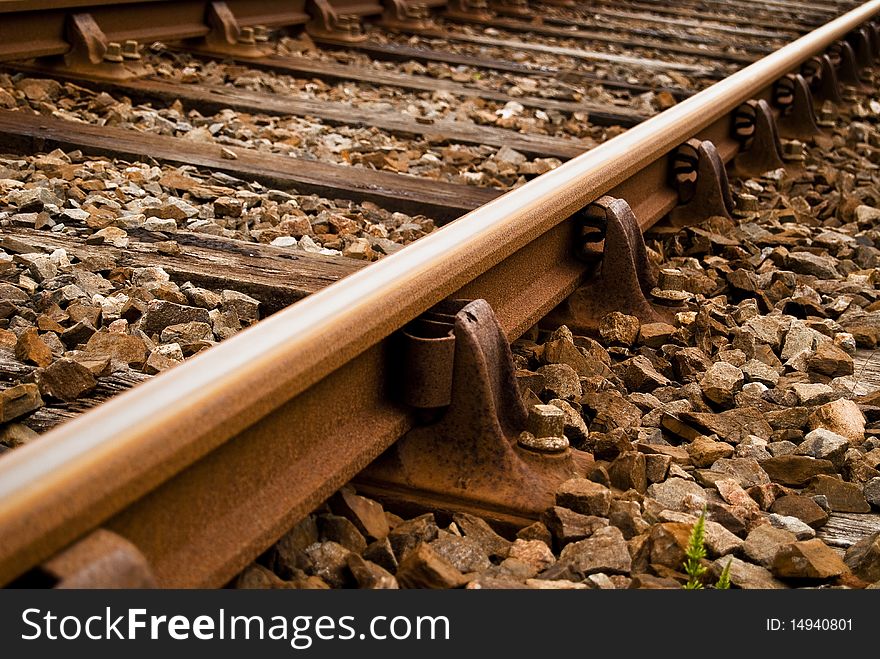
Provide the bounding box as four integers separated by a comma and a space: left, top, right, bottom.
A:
0, 110, 500, 222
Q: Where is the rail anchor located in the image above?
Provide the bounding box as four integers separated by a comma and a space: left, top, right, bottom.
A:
669, 139, 734, 227
541, 196, 673, 335
355, 299, 591, 528
730, 99, 785, 178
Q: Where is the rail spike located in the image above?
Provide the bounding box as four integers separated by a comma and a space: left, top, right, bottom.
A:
356, 298, 591, 526
731, 99, 786, 178
541, 196, 671, 336
669, 139, 735, 227
774, 73, 822, 140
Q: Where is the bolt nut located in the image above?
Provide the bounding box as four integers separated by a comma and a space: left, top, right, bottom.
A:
734, 192, 759, 215
103, 42, 124, 63
238, 26, 256, 45
518, 404, 568, 453
253, 25, 270, 42
122, 40, 141, 60
782, 139, 806, 161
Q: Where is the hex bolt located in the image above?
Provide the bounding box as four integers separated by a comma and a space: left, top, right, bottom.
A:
782, 140, 806, 162
122, 40, 141, 60
238, 26, 256, 45
817, 103, 836, 127
658, 267, 686, 291
517, 404, 569, 453
103, 42, 124, 63
253, 25, 270, 42
734, 192, 759, 216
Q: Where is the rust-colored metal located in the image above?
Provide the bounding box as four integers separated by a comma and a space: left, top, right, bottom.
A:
196, 1, 274, 57
542, 197, 668, 334
0, 0, 879, 588
356, 299, 591, 524
0, 0, 310, 64
379, 0, 447, 31
669, 139, 734, 227
849, 25, 875, 66
774, 73, 823, 139
305, 0, 382, 41
829, 38, 867, 88
802, 53, 844, 104
444, 0, 492, 21
489, 0, 532, 19
39, 530, 157, 589
730, 99, 785, 177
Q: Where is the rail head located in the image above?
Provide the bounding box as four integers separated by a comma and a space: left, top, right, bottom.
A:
0, 0, 879, 585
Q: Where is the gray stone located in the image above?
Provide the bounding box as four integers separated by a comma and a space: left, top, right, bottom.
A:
221, 289, 260, 324
786, 250, 842, 279
548, 398, 589, 444
556, 478, 612, 516
712, 556, 787, 589
843, 532, 880, 583
429, 535, 491, 573
139, 300, 210, 337
767, 514, 816, 540
865, 477, 880, 508
710, 458, 770, 488
598, 312, 640, 346
554, 527, 631, 578
646, 478, 708, 512
743, 524, 798, 568
536, 363, 581, 400
541, 506, 608, 547
304, 541, 352, 588
808, 398, 866, 444
741, 359, 780, 387
700, 362, 744, 405
797, 429, 849, 463
791, 383, 835, 406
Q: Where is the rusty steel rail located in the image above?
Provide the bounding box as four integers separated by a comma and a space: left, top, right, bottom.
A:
0, 0, 879, 587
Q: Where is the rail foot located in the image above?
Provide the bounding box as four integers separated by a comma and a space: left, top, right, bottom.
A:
356, 299, 591, 524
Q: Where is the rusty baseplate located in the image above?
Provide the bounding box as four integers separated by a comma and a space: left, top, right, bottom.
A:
355, 299, 592, 528
444, 0, 493, 21
774, 72, 823, 139
306, 0, 383, 42
379, 0, 448, 31
669, 138, 735, 227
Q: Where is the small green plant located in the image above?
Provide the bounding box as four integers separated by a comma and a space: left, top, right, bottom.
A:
715, 559, 732, 590
683, 510, 708, 589
683, 509, 733, 590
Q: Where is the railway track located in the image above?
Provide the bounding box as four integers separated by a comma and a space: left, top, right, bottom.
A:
0, 0, 879, 589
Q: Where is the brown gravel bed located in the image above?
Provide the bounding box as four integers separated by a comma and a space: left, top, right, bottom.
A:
0, 72, 576, 190
234, 76, 880, 590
